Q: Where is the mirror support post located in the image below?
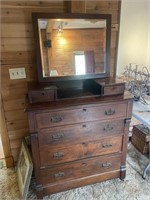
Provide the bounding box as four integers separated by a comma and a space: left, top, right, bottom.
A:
66, 0, 86, 13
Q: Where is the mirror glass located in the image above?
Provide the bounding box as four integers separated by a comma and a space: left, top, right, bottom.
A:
32, 13, 111, 82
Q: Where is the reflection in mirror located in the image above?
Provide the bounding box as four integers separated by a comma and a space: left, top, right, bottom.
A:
38, 18, 107, 78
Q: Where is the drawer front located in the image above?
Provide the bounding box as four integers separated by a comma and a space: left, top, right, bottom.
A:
38, 119, 125, 147
103, 85, 125, 96
41, 154, 121, 185
28, 89, 56, 104
39, 136, 122, 167
36, 102, 127, 128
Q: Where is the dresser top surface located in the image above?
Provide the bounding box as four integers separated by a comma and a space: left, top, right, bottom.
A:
26, 91, 133, 112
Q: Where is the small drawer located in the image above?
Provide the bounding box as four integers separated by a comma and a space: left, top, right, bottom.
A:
38, 119, 125, 147
40, 154, 121, 185
103, 84, 125, 96
35, 102, 128, 128
28, 87, 57, 104
39, 136, 122, 167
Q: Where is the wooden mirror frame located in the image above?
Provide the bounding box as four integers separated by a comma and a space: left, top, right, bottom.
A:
32, 13, 111, 82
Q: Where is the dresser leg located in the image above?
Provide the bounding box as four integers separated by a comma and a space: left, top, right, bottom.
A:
36, 185, 44, 199
120, 165, 126, 180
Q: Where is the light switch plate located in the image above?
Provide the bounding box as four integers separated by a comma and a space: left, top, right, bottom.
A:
9, 68, 26, 80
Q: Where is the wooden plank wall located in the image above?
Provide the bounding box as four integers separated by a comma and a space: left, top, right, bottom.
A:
46, 28, 105, 75
0, 0, 121, 164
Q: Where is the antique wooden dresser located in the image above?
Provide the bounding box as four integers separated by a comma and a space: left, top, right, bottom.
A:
26, 13, 133, 198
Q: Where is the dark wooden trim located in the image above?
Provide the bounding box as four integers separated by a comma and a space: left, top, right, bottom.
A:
31, 132, 42, 184
120, 165, 126, 180
32, 12, 111, 83
64, 1, 71, 13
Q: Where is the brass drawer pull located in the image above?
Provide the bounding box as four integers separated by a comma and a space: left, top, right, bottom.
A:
51, 115, 62, 123
54, 171, 65, 178
105, 108, 115, 115
102, 144, 113, 148
53, 152, 64, 159
102, 162, 112, 168
103, 124, 113, 131
52, 133, 64, 141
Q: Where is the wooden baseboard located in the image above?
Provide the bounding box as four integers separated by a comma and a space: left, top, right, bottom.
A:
5, 156, 14, 168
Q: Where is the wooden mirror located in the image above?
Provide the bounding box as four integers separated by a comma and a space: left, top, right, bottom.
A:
32, 13, 111, 82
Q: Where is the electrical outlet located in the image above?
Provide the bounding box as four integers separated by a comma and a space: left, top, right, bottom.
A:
9, 68, 26, 80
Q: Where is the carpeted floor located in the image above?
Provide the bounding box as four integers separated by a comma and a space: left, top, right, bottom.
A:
0, 143, 150, 200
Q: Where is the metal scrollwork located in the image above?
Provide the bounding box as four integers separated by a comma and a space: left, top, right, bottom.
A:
123, 63, 150, 104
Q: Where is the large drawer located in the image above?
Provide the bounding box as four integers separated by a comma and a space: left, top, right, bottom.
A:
38, 119, 125, 147
39, 136, 122, 167
40, 153, 121, 185
35, 102, 128, 128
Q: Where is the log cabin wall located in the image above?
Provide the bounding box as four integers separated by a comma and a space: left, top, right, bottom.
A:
0, 0, 121, 166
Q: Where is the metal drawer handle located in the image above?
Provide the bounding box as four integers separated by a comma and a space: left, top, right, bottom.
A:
54, 171, 65, 178
53, 152, 64, 159
51, 115, 62, 123
52, 133, 64, 141
103, 124, 113, 131
102, 144, 113, 148
102, 162, 112, 168
105, 108, 115, 115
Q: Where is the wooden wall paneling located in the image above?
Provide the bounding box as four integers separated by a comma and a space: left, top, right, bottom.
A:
1, 64, 35, 163
1, 7, 66, 23
1, 23, 33, 38
1, 84, 26, 100
1, 51, 35, 65
3, 99, 26, 111
8, 129, 29, 141
1, 38, 34, 52
86, 9, 118, 24
1, 1, 65, 8
0, 0, 121, 164
4, 110, 27, 123
0, 98, 14, 167
86, 1, 120, 11
1, 8, 31, 23
1, 0, 66, 165
7, 119, 29, 132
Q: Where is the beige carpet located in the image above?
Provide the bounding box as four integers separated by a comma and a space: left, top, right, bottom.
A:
0, 143, 150, 200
